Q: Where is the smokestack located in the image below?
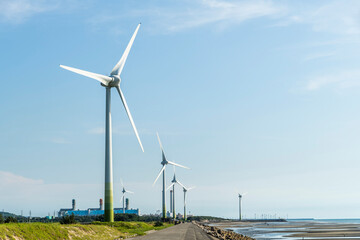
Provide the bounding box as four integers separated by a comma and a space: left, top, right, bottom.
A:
170, 190, 173, 213
100, 198, 103, 210
72, 199, 76, 210
125, 198, 129, 210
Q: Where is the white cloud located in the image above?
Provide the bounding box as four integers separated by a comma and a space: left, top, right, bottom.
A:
87, 127, 105, 135
0, 0, 58, 23
280, 0, 360, 36
303, 51, 336, 61
0, 171, 43, 185
161, 0, 285, 32
90, 0, 285, 33
50, 137, 71, 144
306, 70, 360, 91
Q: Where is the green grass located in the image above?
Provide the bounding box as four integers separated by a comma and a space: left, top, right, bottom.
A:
0, 222, 173, 240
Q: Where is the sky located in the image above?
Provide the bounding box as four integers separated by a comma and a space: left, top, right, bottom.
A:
1, 0, 360, 219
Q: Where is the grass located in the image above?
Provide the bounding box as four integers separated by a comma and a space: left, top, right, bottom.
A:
0, 221, 173, 240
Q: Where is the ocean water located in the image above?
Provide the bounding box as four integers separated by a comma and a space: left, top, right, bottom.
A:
228, 219, 360, 240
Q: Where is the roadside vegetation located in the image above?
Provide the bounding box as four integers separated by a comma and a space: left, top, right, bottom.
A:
0, 221, 172, 240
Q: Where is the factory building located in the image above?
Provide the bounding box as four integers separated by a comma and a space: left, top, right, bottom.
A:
58, 199, 140, 217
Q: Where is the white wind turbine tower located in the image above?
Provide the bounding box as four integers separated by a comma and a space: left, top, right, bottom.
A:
120, 179, 134, 213
60, 24, 143, 222
153, 133, 189, 219
182, 185, 195, 221
166, 172, 186, 220
238, 192, 247, 221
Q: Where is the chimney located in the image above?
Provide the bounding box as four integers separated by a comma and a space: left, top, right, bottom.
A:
125, 198, 129, 210
100, 198, 103, 210
72, 199, 76, 210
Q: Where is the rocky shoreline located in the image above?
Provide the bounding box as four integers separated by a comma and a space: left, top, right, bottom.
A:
194, 221, 254, 240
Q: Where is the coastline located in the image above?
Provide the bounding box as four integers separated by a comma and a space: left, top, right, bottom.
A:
208, 220, 360, 239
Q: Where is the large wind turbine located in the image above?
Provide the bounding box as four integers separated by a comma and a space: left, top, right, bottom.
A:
60, 24, 143, 222
153, 133, 189, 219
120, 179, 134, 213
166, 173, 186, 220
182, 185, 195, 221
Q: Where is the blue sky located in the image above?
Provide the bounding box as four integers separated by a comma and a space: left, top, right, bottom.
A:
1, 0, 360, 218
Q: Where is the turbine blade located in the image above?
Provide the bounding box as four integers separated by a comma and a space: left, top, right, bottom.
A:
188, 186, 196, 191
120, 178, 124, 187
156, 132, 164, 151
60, 65, 112, 85
111, 24, 141, 76
156, 133, 168, 162
166, 182, 175, 191
167, 161, 190, 169
153, 165, 166, 186
242, 192, 248, 196
120, 194, 124, 202
126, 190, 134, 194
176, 180, 186, 189
116, 86, 144, 152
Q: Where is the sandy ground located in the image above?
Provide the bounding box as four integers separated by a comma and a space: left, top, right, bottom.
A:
210, 221, 360, 239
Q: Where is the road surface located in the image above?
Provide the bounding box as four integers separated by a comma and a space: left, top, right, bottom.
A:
130, 223, 217, 240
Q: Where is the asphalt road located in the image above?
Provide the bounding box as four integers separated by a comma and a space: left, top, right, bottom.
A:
130, 223, 217, 240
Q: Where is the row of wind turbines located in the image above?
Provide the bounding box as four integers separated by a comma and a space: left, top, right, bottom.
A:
59, 24, 194, 222
153, 133, 195, 221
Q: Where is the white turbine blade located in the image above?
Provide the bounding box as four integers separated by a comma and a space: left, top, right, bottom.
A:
167, 161, 190, 169
120, 194, 125, 202
153, 165, 166, 186
116, 86, 144, 152
242, 192, 248, 196
176, 180, 186, 189
187, 186, 196, 191
60, 65, 112, 85
120, 178, 124, 187
156, 133, 168, 162
166, 182, 175, 191
156, 132, 164, 151
111, 24, 141, 76
126, 190, 134, 194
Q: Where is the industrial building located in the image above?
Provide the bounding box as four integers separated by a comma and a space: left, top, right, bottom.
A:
58, 199, 140, 217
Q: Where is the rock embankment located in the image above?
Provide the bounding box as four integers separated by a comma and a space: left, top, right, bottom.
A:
194, 222, 254, 240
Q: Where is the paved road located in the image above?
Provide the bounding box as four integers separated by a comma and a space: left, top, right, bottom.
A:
130, 223, 217, 240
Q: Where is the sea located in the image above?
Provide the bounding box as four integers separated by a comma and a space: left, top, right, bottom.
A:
227, 219, 360, 240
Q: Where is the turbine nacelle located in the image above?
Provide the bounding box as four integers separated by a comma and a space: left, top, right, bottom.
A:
100, 76, 121, 87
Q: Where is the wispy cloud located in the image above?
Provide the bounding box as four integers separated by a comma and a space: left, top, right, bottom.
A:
90, 0, 286, 34
0, 0, 59, 23
306, 70, 360, 91
0, 171, 43, 185
50, 137, 71, 144
303, 51, 336, 61
278, 0, 360, 36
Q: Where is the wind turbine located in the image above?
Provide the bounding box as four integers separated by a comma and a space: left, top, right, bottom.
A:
60, 24, 143, 222
120, 179, 134, 213
166, 173, 186, 220
182, 185, 195, 221
238, 192, 247, 221
153, 133, 189, 219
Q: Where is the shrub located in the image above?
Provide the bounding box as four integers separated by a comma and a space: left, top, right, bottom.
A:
5, 216, 18, 223
154, 221, 163, 227
59, 214, 76, 224
0, 214, 3, 224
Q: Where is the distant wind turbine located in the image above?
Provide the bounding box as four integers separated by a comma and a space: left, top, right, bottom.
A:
153, 133, 189, 219
120, 179, 134, 213
238, 192, 247, 221
182, 185, 195, 221
166, 173, 186, 220
60, 24, 143, 222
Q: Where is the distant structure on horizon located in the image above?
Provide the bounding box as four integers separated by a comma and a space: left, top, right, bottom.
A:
58, 199, 140, 217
